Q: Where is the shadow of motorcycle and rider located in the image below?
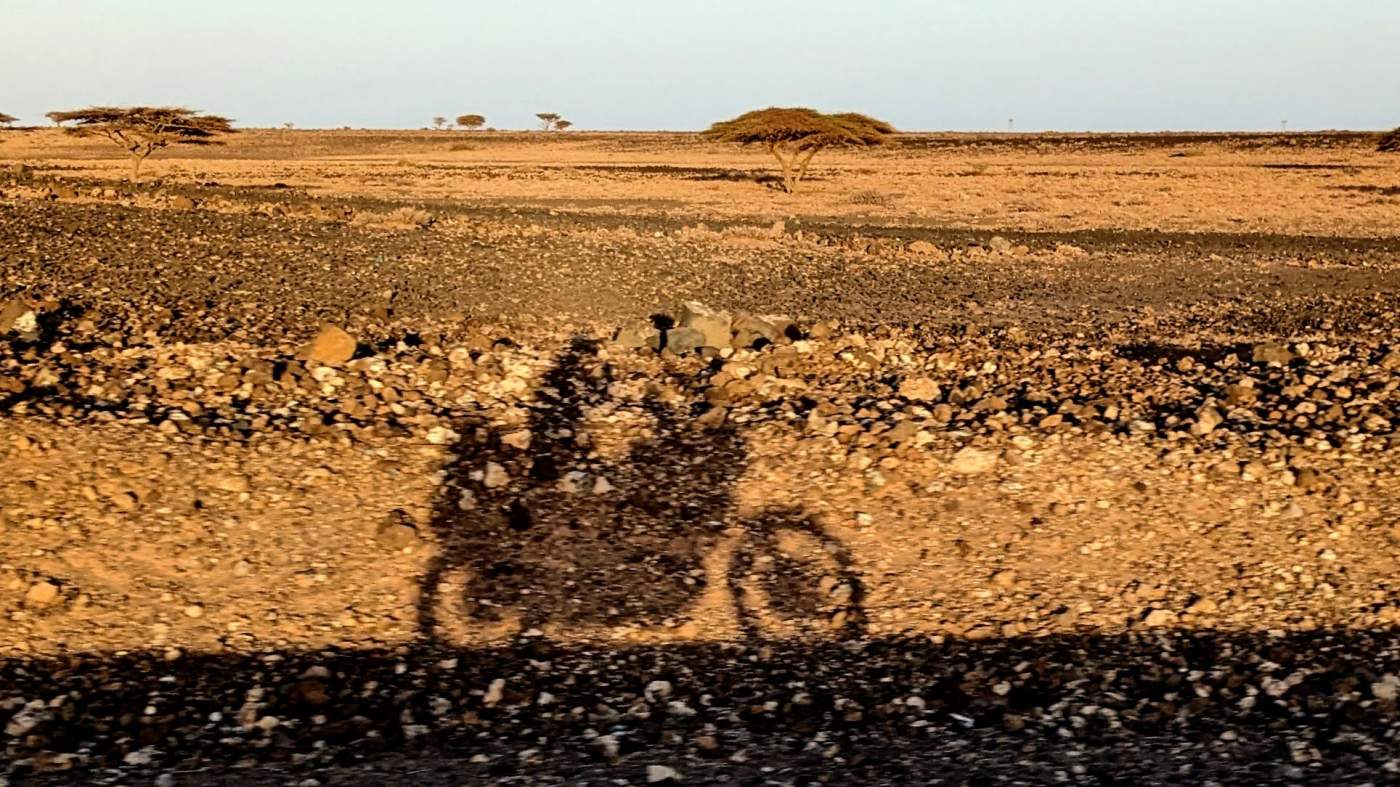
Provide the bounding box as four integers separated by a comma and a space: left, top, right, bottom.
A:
417, 336, 865, 643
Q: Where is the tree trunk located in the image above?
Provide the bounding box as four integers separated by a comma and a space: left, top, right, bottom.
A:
769, 142, 797, 193
795, 146, 821, 184
129, 152, 145, 183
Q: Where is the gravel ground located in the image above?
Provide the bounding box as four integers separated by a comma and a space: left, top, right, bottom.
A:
3, 159, 1400, 785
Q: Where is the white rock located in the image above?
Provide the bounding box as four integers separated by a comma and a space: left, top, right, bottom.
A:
898, 377, 942, 402
645, 680, 673, 701
484, 678, 506, 706
647, 764, 682, 783
1143, 609, 1177, 627
950, 447, 997, 475
4, 700, 46, 736
483, 462, 509, 489
426, 425, 459, 445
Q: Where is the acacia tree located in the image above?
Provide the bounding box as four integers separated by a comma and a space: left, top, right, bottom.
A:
46, 106, 234, 182
456, 114, 486, 130
0, 113, 17, 128
702, 107, 896, 193
432, 116, 449, 130
536, 112, 562, 131
1381, 127, 1400, 153
554, 119, 574, 131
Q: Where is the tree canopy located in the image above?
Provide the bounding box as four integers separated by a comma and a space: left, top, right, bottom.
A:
536, 113, 564, 131
703, 107, 896, 192
46, 106, 234, 180
456, 114, 486, 130
0, 113, 17, 127
1380, 127, 1400, 153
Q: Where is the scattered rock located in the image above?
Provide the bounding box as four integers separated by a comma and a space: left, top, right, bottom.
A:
376, 509, 419, 548
907, 240, 944, 257
898, 377, 942, 402
614, 320, 662, 350
1252, 342, 1295, 366
208, 474, 251, 494
483, 462, 510, 489
646, 764, 682, 783
1373, 675, 1400, 702
950, 447, 998, 475
24, 580, 60, 608
731, 313, 785, 349
426, 425, 460, 446
483, 678, 506, 707
0, 300, 37, 335
679, 301, 732, 349
665, 326, 707, 355
1192, 404, 1223, 436
1143, 609, 1178, 627
302, 325, 358, 365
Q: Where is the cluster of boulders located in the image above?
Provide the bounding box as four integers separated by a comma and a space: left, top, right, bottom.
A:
613, 301, 801, 355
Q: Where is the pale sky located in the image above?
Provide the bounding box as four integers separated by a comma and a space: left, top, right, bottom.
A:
3, 0, 1397, 131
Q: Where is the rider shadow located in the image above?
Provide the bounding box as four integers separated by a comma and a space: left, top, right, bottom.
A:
418, 336, 864, 642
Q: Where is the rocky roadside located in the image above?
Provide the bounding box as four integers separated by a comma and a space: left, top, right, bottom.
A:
3, 291, 1400, 783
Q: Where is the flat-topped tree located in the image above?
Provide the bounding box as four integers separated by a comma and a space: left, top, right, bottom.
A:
456, 114, 486, 130
46, 106, 234, 182
432, 116, 448, 130
1380, 127, 1400, 153
0, 113, 17, 128
554, 119, 573, 131
703, 107, 896, 193
536, 113, 562, 131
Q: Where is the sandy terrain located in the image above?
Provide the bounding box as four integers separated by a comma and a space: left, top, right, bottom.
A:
1, 128, 1399, 785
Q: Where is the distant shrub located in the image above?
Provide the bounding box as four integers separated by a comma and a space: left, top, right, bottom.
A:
849, 189, 893, 206
352, 206, 435, 230
456, 114, 486, 130
954, 163, 990, 177
46, 106, 234, 182
704, 108, 896, 193
1380, 127, 1400, 153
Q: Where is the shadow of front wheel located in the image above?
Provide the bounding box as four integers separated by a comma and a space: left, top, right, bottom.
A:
726, 508, 866, 641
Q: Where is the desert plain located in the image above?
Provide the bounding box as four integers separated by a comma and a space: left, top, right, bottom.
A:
1, 128, 1400, 784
